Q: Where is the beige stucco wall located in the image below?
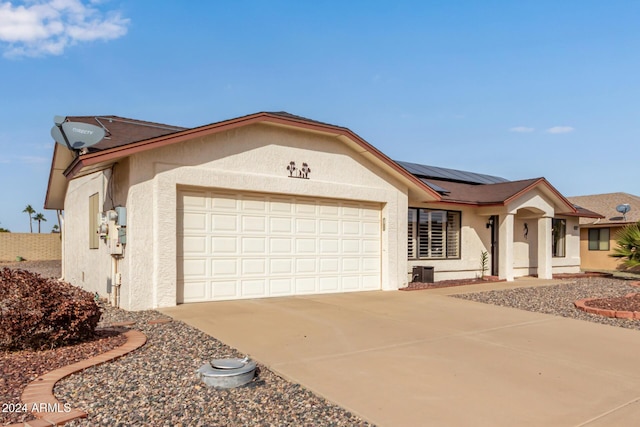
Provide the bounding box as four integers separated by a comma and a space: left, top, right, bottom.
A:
113, 123, 409, 309
407, 204, 492, 281
0, 233, 61, 261
579, 226, 624, 271
62, 161, 129, 299
406, 189, 581, 282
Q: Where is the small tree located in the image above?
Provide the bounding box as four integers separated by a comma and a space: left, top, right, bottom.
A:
52, 224, 59, 233
480, 250, 489, 278
33, 213, 47, 233
23, 205, 35, 233
0, 227, 9, 232
610, 221, 640, 270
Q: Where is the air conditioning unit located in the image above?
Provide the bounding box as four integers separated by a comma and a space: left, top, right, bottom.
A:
412, 266, 434, 283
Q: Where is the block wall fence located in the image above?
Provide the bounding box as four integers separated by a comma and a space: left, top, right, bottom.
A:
0, 233, 62, 261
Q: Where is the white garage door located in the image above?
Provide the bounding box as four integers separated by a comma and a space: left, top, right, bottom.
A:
177, 189, 382, 303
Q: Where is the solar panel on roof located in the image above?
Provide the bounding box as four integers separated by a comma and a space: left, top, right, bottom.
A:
395, 160, 508, 185
420, 179, 450, 195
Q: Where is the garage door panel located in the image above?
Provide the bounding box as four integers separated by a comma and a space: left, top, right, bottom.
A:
212, 281, 237, 299
270, 217, 293, 233
270, 278, 293, 295
342, 276, 360, 290
181, 281, 207, 302
182, 258, 207, 277
363, 240, 381, 254
342, 258, 360, 272
182, 212, 207, 231
295, 218, 316, 233
180, 191, 207, 209
212, 214, 237, 231
242, 258, 266, 275
319, 238, 339, 253
295, 277, 316, 294
212, 236, 237, 254
320, 258, 339, 273
211, 194, 237, 210
270, 258, 293, 274
212, 259, 237, 275
183, 236, 207, 254
342, 239, 360, 253
320, 219, 339, 234
242, 237, 266, 253
241, 279, 266, 297
270, 238, 292, 254
363, 222, 380, 236
319, 276, 340, 292
178, 190, 381, 302
296, 258, 316, 273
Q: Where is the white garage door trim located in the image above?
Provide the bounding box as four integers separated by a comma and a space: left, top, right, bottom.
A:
177, 189, 381, 303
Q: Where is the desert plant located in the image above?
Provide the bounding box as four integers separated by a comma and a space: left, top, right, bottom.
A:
480, 250, 489, 278
0, 268, 102, 351
23, 204, 35, 233
610, 221, 640, 269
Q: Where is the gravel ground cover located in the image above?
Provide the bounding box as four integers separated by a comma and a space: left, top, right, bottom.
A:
452, 277, 640, 331
55, 303, 371, 426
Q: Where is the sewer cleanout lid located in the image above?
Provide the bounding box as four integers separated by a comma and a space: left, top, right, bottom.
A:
212, 358, 246, 369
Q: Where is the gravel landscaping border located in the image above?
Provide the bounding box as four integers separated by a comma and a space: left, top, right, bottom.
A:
452, 276, 640, 331
54, 303, 371, 427
7, 262, 640, 426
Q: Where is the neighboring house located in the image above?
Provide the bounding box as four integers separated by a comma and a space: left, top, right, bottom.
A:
45, 112, 598, 310
567, 193, 640, 271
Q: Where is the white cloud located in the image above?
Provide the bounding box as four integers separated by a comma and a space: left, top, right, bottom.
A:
546, 126, 574, 134
0, 0, 129, 58
509, 126, 535, 133
19, 155, 48, 163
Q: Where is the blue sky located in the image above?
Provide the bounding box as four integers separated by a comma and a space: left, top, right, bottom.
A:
0, 0, 639, 232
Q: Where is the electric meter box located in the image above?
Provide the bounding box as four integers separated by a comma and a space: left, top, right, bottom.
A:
115, 206, 127, 226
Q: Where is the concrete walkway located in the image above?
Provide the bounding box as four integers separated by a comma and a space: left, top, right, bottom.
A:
160, 280, 640, 427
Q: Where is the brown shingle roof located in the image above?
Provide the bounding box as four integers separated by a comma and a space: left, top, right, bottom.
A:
63, 115, 186, 153
567, 193, 640, 226
423, 178, 541, 205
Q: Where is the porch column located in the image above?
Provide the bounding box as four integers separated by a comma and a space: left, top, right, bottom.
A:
498, 213, 514, 281
537, 216, 553, 279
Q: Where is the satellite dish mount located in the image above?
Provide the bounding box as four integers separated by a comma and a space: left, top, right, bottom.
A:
51, 116, 105, 153
616, 204, 631, 221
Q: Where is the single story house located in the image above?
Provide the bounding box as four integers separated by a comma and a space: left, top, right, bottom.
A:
567, 193, 640, 271
45, 112, 599, 310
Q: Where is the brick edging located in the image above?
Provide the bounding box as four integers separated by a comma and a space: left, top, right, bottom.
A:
574, 293, 640, 319
14, 329, 147, 427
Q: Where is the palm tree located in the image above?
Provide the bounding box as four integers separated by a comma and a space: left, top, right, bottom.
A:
33, 213, 47, 233
610, 221, 640, 269
23, 205, 35, 233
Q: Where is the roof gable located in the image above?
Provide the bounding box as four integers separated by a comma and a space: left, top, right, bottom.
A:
45, 112, 441, 210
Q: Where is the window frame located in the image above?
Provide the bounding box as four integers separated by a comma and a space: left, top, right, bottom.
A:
408, 207, 461, 260
552, 218, 566, 258
588, 228, 610, 251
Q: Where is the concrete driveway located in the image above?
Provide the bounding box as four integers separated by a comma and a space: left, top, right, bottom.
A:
160, 282, 640, 426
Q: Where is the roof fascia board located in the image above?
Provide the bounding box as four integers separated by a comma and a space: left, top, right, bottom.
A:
64, 112, 442, 201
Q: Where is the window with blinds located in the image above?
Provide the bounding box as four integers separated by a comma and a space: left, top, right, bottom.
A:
408, 208, 461, 259
588, 228, 610, 251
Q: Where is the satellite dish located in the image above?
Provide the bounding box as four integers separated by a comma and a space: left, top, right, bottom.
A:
616, 204, 631, 220
60, 122, 105, 149
53, 115, 66, 126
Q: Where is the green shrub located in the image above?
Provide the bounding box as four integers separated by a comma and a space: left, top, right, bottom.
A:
0, 268, 102, 351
